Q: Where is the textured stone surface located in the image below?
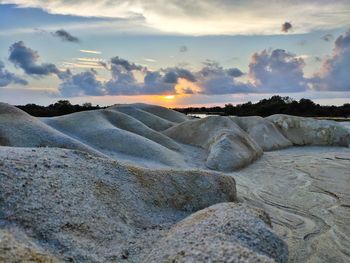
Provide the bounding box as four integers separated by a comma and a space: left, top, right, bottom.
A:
145, 203, 288, 263
233, 116, 292, 151
0, 147, 236, 262
234, 147, 350, 263
0, 227, 61, 263
267, 114, 350, 147
164, 116, 263, 171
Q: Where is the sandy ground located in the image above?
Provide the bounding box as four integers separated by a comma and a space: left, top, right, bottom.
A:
232, 146, 350, 263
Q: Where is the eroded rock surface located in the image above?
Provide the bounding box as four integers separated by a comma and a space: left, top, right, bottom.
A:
0, 147, 236, 262
145, 203, 288, 263
0, 227, 61, 263
234, 147, 350, 263
232, 116, 292, 151
267, 114, 350, 147
164, 116, 263, 171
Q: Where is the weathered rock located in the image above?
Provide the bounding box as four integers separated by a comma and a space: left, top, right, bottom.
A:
232, 116, 292, 151
110, 105, 175, 131
235, 147, 350, 262
0, 102, 101, 155
267, 114, 350, 147
0, 227, 61, 263
128, 103, 190, 123
164, 116, 263, 171
0, 147, 236, 262
144, 203, 288, 263
42, 108, 185, 166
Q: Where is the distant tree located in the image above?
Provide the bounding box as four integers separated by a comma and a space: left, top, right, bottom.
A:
174, 96, 350, 118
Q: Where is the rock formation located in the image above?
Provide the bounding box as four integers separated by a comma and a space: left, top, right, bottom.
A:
0, 147, 236, 262
145, 203, 288, 263
267, 114, 350, 147
232, 116, 292, 151
164, 116, 263, 171
1, 102, 350, 262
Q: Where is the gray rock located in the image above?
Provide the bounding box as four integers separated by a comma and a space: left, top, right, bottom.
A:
0, 147, 236, 262
232, 116, 292, 151
164, 116, 263, 171
0, 227, 61, 263
267, 114, 350, 147
144, 202, 288, 263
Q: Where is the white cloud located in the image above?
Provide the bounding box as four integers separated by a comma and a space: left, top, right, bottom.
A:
249, 49, 308, 93
314, 29, 350, 91
3, 0, 350, 35
79, 50, 102, 54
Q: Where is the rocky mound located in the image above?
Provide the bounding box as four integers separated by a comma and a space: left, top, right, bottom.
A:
0, 147, 236, 262
1, 103, 349, 172
267, 114, 350, 147
145, 203, 288, 263
109, 105, 175, 131
164, 116, 263, 171
42, 109, 185, 167
0, 103, 101, 156
232, 116, 292, 151
128, 103, 190, 123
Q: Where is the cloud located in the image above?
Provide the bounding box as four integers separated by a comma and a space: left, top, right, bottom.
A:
3, 0, 350, 35
181, 87, 194, 94
196, 62, 251, 94
110, 56, 145, 72
0, 60, 28, 87
6, 29, 350, 97
163, 68, 196, 83
9, 41, 62, 77
248, 49, 307, 92
314, 29, 350, 91
59, 70, 105, 96
321, 33, 333, 42
80, 49, 102, 54
53, 29, 80, 42
144, 58, 156, 62
180, 45, 188, 52
281, 22, 292, 33
60, 57, 188, 96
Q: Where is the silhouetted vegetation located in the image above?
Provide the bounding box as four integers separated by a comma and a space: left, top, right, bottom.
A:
15, 96, 350, 118
175, 96, 350, 118
17, 100, 104, 117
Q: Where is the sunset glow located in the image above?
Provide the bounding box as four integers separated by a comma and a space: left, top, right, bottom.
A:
164, 95, 175, 100
0, 1, 349, 107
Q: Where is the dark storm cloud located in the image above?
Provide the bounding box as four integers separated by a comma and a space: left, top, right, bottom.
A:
0, 60, 28, 87
163, 68, 196, 83
110, 56, 144, 72
53, 29, 80, 42
321, 34, 333, 42
226, 68, 244, 78
8, 41, 61, 76
281, 22, 292, 33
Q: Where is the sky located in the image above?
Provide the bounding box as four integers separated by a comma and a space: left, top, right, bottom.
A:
0, 0, 350, 107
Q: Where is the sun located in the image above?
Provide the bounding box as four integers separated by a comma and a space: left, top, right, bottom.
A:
164, 95, 175, 100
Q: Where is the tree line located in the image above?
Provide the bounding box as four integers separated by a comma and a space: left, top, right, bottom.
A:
14, 96, 350, 118
174, 96, 350, 118
16, 100, 104, 117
